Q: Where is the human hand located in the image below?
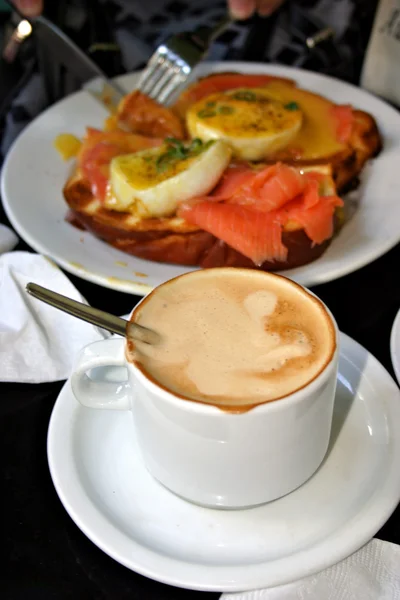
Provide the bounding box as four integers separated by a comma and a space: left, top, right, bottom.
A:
12, 0, 43, 17
228, 0, 285, 20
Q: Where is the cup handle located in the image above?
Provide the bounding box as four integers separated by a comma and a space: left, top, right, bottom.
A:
70, 338, 131, 410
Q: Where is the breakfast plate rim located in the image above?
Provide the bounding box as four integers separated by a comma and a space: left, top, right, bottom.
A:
390, 307, 400, 385
3, 61, 400, 295
47, 331, 400, 592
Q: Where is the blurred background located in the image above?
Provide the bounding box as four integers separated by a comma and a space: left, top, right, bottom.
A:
0, 0, 379, 165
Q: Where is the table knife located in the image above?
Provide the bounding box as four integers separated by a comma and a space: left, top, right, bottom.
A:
3, 1, 125, 110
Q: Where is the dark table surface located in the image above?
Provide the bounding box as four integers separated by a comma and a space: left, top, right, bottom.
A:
1, 196, 400, 599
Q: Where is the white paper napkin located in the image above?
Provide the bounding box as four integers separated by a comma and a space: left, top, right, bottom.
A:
0, 251, 107, 383
222, 539, 400, 600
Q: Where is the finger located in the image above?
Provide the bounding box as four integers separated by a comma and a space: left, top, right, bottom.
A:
13, 0, 43, 17
229, 0, 257, 20
257, 0, 285, 17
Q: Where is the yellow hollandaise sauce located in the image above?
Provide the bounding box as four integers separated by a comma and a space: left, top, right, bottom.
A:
54, 133, 82, 161
186, 83, 347, 161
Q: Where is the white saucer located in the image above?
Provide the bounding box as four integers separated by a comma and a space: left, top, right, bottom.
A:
390, 308, 400, 385
47, 333, 400, 592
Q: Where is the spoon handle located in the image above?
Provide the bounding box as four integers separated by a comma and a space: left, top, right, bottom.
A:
26, 282, 128, 336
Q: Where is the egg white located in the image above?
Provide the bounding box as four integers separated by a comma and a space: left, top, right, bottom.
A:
107, 140, 232, 218
186, 88, 303, 161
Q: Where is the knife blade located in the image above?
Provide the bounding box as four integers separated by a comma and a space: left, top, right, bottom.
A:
3, 0, 126, 110
35, 15, 125, 107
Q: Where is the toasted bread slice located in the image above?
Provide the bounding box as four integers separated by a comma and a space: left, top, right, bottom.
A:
64, 166, 331, 271
62, 76, 382, 271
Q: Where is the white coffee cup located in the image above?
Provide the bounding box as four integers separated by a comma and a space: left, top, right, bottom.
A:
71, 271, 339, 509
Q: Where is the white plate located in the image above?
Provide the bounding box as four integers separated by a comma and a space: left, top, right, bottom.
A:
390, 308, 400, 384
47, 332, 400, 592
3, 62, 400, 295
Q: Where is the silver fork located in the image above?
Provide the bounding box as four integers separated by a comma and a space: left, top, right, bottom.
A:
137, 15, 232, 105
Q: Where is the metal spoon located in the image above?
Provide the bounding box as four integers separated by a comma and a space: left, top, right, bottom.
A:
26, 282, 160, 345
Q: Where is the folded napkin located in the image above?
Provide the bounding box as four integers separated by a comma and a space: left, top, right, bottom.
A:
0, 251, 107, 383
222, 539, 400, 600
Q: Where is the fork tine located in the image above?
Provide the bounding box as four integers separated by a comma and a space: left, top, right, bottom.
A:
147, 59, 176, 101
138, 16, 232, 105
156, 69, 189, 105
138, 52, 168, 96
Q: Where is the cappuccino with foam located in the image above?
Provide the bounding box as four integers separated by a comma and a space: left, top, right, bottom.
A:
129, 269, 335, 411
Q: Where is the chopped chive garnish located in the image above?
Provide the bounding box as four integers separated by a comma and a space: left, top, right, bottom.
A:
155, 138, 214, 173
164, 137, 181, 145
284, 101, 299, 111
189, 138, 203, 152
203, 140, 215, 150
155, 154, 172, 173
197, 109, 216, 118
232, 90, 257, 102
218, 105, 235, 115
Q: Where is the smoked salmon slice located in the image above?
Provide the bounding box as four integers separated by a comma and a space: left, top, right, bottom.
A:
302, 177, 320, 209
232, 164, 305, 212
179, 201, 287, 265
283, 195, 343, 244
81, 128, 163, 155
179, 164, 343, 265
209, 162, 308, 212
331, 105, 354, 143
210, 162, 257, 199
81, 143, 119, 201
